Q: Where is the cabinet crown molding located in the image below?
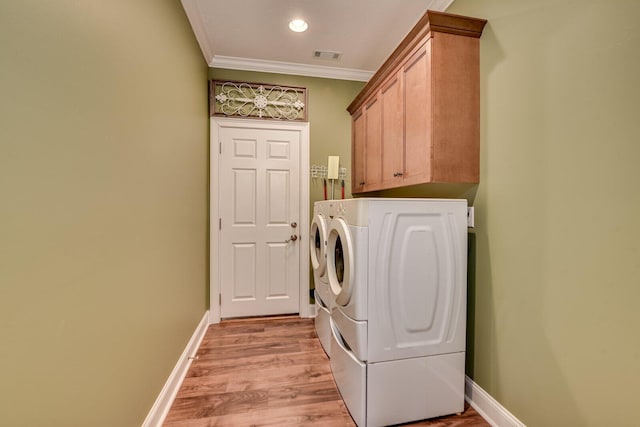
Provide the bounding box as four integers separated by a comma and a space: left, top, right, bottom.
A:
347, 10, 486, 114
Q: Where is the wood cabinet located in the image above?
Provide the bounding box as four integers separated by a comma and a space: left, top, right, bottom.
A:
348, 10, 487, 193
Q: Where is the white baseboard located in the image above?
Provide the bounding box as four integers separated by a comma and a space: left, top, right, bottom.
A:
465, 376, 526, 427
143, 311, 210, 427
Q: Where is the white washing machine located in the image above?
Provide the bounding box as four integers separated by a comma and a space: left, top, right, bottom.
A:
310, 201, 332, 310
326, 198, 468, 427
310, 200, 339, 357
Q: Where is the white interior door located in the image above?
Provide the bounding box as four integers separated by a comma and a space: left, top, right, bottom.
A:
215, 119, 308, 319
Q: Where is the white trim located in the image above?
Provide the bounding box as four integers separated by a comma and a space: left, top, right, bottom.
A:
306, 303, 317, 318
465, 376, 527, 427
210, 117, 311, 324
143, 311, 210, 427
210, 56, 374, 82
180, 0, 214, 64
297, 121, 311, 318
209, 117, 221, 324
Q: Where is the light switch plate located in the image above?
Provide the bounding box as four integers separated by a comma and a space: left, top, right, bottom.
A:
327, 156, 339, 179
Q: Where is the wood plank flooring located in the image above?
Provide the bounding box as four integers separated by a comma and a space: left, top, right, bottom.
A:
164, 316, 490, 427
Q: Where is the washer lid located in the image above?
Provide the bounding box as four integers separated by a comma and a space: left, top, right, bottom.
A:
327, 218, 354, 306
310, 214, 328, 276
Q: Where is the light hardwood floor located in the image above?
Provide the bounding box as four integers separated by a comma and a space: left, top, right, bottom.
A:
164, 316, 490, 426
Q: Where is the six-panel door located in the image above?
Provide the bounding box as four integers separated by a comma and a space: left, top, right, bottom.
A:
219, 125, 301, 318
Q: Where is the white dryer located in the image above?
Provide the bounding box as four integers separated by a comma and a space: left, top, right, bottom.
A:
326, 198, 468, 427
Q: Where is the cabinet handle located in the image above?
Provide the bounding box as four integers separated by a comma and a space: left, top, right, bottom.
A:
359, 181, 365, 186
393, 172, 404, 177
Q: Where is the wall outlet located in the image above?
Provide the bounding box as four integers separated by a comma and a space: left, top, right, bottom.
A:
467, 207, 475, 228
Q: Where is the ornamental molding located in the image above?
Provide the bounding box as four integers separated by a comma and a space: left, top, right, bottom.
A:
210, 80, 307, 121
209, 56, 374, 82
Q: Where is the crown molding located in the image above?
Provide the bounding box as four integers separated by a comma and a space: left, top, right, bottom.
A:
180, 0, 214, 62
210, 56, 374, 82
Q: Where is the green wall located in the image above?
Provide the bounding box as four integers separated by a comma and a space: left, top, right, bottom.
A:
0, 1, 209, 426
3, 1, 637, 425
443, 1, 640, 425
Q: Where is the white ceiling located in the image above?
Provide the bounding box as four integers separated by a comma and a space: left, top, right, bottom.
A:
181, 0, 454, 81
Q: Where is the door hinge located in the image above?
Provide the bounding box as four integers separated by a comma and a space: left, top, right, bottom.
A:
219, 218, 221, 230
219, 294, 221, 305
219, 141, 222, 154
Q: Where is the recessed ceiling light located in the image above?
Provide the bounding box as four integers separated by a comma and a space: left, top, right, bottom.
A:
289, 19, 308, 33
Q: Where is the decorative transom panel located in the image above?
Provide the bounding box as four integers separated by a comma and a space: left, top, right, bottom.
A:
210, 80, 307, 121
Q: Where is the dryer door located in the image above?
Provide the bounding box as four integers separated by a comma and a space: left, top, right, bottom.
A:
309, 214, 328, 278
327, 218, 354, 306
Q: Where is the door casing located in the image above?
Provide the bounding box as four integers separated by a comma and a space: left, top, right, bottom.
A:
209, 117, 310, 324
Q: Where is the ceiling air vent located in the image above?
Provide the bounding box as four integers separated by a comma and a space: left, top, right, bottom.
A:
313, 50, 342, 60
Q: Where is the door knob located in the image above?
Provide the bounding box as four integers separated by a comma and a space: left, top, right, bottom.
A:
291, 222, 297, 228
285, 235, 298, 243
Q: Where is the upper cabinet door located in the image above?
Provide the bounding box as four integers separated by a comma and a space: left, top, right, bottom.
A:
380, 72, 404, 187
364, 96, 382, 190
403, 41, 432, 186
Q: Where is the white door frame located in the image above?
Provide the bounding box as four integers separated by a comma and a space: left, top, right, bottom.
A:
209, 117, 310, 324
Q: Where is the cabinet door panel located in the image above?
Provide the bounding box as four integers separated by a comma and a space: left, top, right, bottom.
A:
352, 110, 366, 193
364, 96, 382, 190
403, 41, 432, 184
381, 73, 404, 187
